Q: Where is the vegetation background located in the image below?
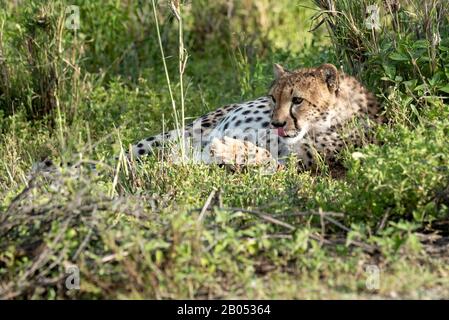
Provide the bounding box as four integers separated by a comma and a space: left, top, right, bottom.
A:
0, 0, 448, 299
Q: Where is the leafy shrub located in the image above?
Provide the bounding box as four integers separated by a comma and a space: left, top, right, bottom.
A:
343, 121, 449, 223
314, 0, 449, 121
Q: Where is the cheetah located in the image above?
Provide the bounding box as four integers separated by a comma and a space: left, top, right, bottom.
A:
128, 63, 382, 170
33, 63, 382, 173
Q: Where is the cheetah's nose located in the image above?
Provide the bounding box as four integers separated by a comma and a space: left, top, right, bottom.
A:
270, 120, 286, 128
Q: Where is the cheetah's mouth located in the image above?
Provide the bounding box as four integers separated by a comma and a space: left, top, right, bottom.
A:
280, 124, 310, 145
275, 128, 298, 138
276, 128, 287, 137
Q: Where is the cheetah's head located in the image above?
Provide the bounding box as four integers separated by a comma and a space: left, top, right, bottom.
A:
268, 63, 340, 144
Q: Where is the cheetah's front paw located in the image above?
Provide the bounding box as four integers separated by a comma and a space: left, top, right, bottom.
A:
210, 137, 276, 168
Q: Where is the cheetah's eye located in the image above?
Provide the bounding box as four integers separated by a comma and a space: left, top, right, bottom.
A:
268, 95, 276, 103
292, 97, 303, 105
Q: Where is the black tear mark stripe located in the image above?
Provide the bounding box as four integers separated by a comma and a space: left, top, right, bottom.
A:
289, 103, 299, 130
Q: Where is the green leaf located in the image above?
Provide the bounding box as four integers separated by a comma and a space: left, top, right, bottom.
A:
412, 39, 429, 49
403, 79, 417, 90
438, 85, 449, 94
389, 52, 409, 61
383, 64, 396, 79
403, 96, 414, 107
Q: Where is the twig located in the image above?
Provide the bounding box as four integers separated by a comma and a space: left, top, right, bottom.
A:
101, 251, 130, 263
319, 208, 325, 245
323, 215, 351, 232
376, 209, 390, 234
4, 177, 37, 216
335, 237, 377, 254
217, 188, 223, 208
198, 189, 216, 222
224, 207, 295, 231
274, 211, 345, 218
72, 227, 93, 260
262, 233, 292, 239
309, 232, 333, 245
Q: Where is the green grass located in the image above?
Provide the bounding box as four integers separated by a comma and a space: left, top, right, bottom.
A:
0, 0, 449, 299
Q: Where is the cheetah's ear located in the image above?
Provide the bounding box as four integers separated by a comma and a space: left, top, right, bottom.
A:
273, 63, 287, 79
318, 64, 339, 93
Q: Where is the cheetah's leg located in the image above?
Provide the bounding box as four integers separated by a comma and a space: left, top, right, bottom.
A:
210, 137, 279, 171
